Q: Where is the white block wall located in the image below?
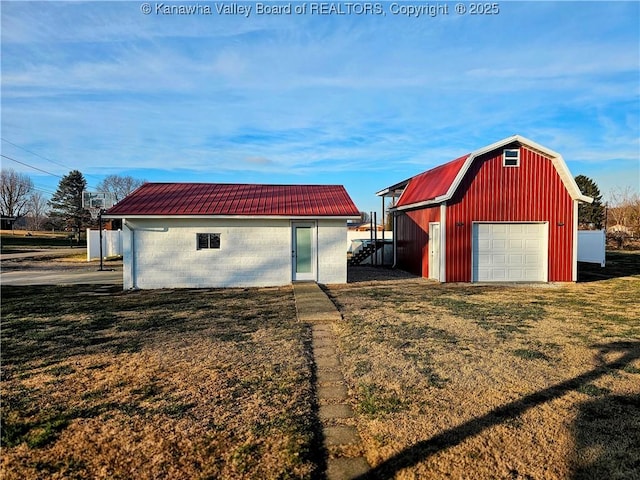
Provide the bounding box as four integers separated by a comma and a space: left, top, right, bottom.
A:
121, 218, 348, 289
317, 219, 349, 284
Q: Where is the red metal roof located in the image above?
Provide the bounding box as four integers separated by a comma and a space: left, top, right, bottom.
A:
396, 154, 469, 207
105, 183, 360, 217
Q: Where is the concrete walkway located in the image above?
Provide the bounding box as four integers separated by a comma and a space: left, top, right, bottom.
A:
293, 283, 370, 480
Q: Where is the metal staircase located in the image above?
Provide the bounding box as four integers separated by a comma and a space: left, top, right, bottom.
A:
349, 241, 384, 266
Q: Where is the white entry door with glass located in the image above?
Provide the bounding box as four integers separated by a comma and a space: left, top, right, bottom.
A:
292, 222, 316, 281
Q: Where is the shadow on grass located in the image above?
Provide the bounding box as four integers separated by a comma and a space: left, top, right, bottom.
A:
300, 323, 329, 480
578, 250, 640, 282
353, 341, 640, 480
572, 392, 640, 479
1, 284, 291, 370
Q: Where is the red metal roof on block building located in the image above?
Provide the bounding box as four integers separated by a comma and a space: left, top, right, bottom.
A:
105, 183, 360, 217
396, 154, 469, 207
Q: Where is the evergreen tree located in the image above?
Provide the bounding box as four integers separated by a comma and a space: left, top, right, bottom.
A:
575, 175, 604, 229
48, 170, 91, 238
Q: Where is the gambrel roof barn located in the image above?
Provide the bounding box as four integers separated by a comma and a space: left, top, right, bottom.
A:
377, 135, 592, 282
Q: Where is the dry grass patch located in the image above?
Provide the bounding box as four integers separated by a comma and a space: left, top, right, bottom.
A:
1, 285, 319, 479
329, 254, 640, 479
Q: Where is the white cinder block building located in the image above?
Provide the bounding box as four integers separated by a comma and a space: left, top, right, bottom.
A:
103, 183, 360, 289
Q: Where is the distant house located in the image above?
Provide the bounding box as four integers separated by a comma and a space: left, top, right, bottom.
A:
377, 135, 593, 282
347, 222, 385, 232
1, 215, 17, 230
103, 183, 360, 289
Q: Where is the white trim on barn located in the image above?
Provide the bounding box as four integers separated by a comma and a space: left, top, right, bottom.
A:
439, 203, 447, 282
390, 135, 593, 212
428, 222, 441, 281
573, 200, 579, 281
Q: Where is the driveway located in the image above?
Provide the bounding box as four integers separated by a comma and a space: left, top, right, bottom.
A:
1, 268, 122, 286
1, 248, 122, 286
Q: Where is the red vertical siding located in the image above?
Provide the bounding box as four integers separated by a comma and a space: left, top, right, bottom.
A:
445, 146, 574, 282
396, 207, 439, 276
395, 146, 575, 282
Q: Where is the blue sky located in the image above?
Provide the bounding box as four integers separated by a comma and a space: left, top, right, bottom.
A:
2, 1, 639, 214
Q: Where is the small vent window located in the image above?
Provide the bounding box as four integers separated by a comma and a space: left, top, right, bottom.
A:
197, 233, 221, 249
503, 149, 520, 167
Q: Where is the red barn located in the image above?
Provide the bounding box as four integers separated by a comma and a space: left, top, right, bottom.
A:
377, 135, 593, 282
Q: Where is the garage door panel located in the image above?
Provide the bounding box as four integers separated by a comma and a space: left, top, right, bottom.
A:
493, 239, 506, 249
525, 238, 541, 250
508, 254, 524, 264
478, 238, 491, 250
492, 224, 507, 234
473, 223, 546, 282
525, 254, 541, 265
492, 254, 506, 265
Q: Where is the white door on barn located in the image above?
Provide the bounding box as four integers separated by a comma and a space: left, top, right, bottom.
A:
292, 222, 316, 281
429, 223, 440, 281
472, 223, 547, 282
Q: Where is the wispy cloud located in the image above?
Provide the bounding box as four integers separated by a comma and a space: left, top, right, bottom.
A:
1, 1, 638, 211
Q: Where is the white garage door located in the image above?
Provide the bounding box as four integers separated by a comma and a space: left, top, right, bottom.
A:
472, 223, 547, 282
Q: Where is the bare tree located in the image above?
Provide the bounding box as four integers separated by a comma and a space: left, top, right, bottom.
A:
26, 192, 49, 231
96, 174, 145, 202
1, 168, 34, 218
606, 186, 640, 248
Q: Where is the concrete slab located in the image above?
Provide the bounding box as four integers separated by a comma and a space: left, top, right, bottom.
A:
319, 403, 354, 420
313, 335, 337, 346
312, 323, 334, 333
314, 346, 338, 357
318, 384, 348, 401
317, 370, 345, 383
324, 425, 360, 446
327, 457, 370, 480
293, 283, 342, 323
312, 330, 337, 342
316, 355, 340, 368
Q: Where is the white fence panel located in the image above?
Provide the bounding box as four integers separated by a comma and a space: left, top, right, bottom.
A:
577, 230, 606, 267
87, 229, 123, 261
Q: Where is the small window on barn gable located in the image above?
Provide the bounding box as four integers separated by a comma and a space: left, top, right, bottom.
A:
197, 233, 221, 249
503, 148, 520, 167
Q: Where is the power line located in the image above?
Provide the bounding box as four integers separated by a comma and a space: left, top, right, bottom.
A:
33, 185, 57, 196
1, 137, 103, 184
2, 137, 71, 170
1, 153, 101, 191
1, 153, 64, 179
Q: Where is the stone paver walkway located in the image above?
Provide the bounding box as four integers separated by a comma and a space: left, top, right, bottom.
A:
293, 282, 370, 480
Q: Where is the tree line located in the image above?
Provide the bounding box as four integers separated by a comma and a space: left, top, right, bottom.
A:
1, 169, 638, 243
0, 169, 145, 232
